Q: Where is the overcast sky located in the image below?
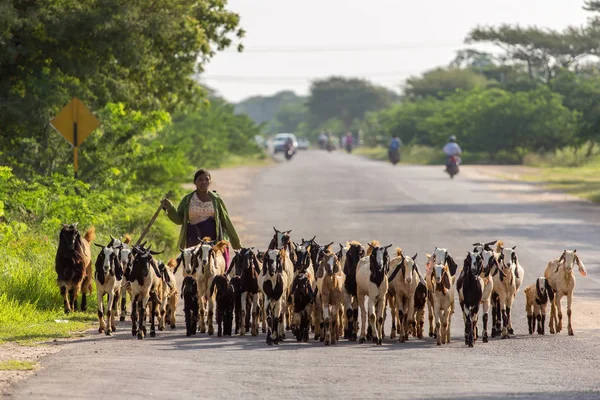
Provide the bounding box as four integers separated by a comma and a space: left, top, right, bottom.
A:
201, 0, 591, 103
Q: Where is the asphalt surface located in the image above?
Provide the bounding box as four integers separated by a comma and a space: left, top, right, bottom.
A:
9, 150, 600, 399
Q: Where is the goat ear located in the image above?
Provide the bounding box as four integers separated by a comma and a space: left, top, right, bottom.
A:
512, 245, 517, 250
446, 254, 458, 276
576, 255, 587, 276
442, 272, 451, 290
412, 253, 418, 261
546, 281, 555, 301
94, 243, 104, 248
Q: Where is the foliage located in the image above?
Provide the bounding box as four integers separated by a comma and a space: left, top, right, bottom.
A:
306, 77, 398, 132
403, 67, 491, 99
234, 91, 305, 130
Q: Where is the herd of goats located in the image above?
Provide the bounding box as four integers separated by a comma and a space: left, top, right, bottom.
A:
55, 224, 587, 347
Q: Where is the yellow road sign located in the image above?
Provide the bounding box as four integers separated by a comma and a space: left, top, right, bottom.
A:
50, 97, 100, 147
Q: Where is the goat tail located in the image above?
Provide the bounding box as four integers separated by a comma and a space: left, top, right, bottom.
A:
167, 258, 177, 269
396, 247, 403, 257
84, 226, 96, 243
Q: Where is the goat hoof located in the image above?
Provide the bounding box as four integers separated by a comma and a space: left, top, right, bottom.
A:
105, 331, 112, 336
137, 333, 144, 340
186, 332, 192, 337
359, 337, 366, 344
98, 328, 104, 334
568, 329, 574, 336
150, 331, 156, 338
120, 316, 126, 322
111, 326, 116, 332
483, 335, 488, 343
508, 328, 514, 335
428, 332, 434, 338
158, 326, 164, 331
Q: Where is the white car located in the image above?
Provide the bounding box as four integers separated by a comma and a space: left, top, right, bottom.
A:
297, 138, 310, 150
272, 133, 298, 153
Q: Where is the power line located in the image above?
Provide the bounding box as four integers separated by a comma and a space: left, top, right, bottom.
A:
201, 71, 416, 83
223, 41, 464, 54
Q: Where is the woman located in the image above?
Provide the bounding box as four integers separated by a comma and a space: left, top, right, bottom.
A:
161, 169, 242, 265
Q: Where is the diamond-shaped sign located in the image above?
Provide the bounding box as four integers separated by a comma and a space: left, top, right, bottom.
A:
50, 97, 100, 147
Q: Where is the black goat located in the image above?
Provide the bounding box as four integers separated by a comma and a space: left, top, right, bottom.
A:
210, 275, 235, 337
181, 276, 199, 337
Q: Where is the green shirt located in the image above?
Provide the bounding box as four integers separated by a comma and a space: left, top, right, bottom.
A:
164, 190, 242, 250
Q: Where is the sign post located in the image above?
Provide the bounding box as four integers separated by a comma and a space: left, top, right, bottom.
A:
50, 97, 100, 179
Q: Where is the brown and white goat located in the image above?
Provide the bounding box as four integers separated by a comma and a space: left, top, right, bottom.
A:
317, 251, 344, 346
425, 248, 459, 339
524, 277, 554, 335
356, 241, 391, 345
196, 239, 227, 335
544, 250, 586, 336
158, 259, 178, 330
429, 259, 454, 346
387, 249, 423, 343
341, 241, 364, 341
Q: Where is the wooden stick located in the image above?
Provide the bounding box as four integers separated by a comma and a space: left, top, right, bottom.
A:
135, 191, 173, 246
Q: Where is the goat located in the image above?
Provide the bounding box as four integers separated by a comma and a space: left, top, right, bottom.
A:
262, 249, 288, 345
310, 239, 335, 341
128, 244, 163, 339
210, 275, 236, 337
290, 272, 314, 342
233, 248, 261, 336
544, 250, 586, 336
490, 244, 520, 339
429, 257, 454, 346
196, 239, 227, 335
471, 241, 498, 343
341, 241, 364, 341
524, 277, 554, 335
267, 228, 296, 332
356, 241, 391, 345
117, 234, 133, 321
93, 243, 123, 335
425, 248, 458, 338
158, 259, 178, 330
181, 275, 199, 336
55, 223, 96, 313
317, 251, 344, 345
411, 281, 428, 338
387, 249, 423, 343
491, 241, 524, 337
457, 252, 484, 347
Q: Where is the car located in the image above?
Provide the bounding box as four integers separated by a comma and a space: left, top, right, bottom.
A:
272, 133, 298, 153
297, 138, 310, 150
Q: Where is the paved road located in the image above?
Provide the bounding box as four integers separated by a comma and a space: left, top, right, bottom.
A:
10, 150, 600, 399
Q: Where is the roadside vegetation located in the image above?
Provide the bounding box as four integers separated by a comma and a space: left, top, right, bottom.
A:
0, 1, 265, 343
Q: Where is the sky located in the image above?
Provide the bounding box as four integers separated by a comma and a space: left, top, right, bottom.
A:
201, 0, 591, 103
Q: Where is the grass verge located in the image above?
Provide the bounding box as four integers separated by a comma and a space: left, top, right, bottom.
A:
0, 294, 94, 344
219, 151, 273, 169
0, 360, 38, 371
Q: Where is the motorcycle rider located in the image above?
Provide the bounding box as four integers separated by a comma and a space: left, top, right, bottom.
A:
388, 135, 402, 163
442, 135, 462, 170
345, 132, 354, 152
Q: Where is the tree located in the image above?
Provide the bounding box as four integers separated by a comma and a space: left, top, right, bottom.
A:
403, 67, 491, 99
0, 0, 244, 178
306, 77, 397, 131
269, 102, 308, 134
234, 91, 305, 127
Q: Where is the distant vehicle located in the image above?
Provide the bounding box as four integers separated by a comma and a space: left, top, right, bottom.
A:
272, 133, 298, 154
297, 138, 310, 150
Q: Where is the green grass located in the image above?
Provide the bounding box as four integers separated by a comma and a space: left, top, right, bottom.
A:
354, 145, 447, 165
0, 294, 94, 344
219, 151, 273, 169
518, 164, 600, 203
0, 360, 38, 371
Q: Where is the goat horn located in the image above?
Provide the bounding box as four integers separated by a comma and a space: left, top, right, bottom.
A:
94, 243, 104, 248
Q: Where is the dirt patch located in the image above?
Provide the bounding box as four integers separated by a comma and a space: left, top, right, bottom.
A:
0, 341, 63, 396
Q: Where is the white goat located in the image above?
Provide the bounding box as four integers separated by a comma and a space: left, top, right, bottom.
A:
544, 250, 587, 336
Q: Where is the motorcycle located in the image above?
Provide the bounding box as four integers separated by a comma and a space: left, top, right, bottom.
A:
388, 148, 400, 165
284, 142, 295, 161
326, 142, 335, 152
446, 155, 460, 178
